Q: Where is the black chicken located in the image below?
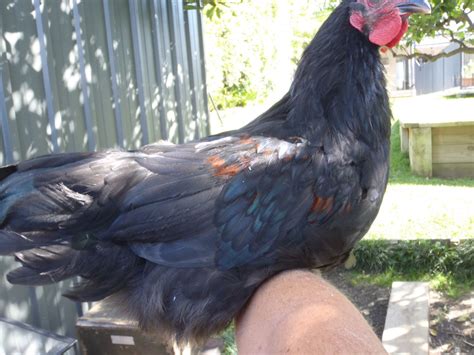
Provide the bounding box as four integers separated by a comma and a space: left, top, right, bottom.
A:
0, 0, 430, 344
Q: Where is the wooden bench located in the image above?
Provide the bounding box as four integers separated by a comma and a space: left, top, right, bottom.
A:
400, 118, 474, 179
382, 282, 429, 355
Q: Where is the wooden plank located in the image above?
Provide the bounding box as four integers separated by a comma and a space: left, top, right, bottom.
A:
432, 126, 474, 146
400, 120, 474, 129
77, 302, 172, 355
400, 125, 409, 154
382, 282, 429, 355
432, 144, 474, 164
76, 300, 217, 355
433, 163, 474, 179
408, 127, 432, 177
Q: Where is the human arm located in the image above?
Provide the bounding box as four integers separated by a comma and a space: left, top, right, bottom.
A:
236, 270, 387, 354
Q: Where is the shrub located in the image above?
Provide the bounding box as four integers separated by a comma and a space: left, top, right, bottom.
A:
352, 239, 474, 285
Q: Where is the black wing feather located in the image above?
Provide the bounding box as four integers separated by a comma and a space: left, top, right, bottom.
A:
1, 135, 362, 273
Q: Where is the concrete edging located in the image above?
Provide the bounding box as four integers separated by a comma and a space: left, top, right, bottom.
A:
382, 282, 429, 354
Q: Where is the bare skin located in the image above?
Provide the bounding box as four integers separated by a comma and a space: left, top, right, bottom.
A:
236, 270, 387, 354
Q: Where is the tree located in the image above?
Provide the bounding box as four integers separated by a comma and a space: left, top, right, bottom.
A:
184, 0, 242, 19
187, 0, 474, 62
186, 0, 327, 110
398, 0, 474, 62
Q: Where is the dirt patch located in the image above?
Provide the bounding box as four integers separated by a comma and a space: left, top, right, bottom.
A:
322, 267, 474, 353
430, 290, 474, 353
322, 267, 390, 338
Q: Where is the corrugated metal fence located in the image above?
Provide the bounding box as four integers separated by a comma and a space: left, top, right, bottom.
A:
0, 0, 209, 339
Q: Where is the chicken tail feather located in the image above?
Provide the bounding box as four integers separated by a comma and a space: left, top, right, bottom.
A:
0, 230, 49, 255
0, 164, 17, 181
2, 230, 144, 302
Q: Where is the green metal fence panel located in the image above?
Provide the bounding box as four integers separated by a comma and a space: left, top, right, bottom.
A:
0, 0, 209, 338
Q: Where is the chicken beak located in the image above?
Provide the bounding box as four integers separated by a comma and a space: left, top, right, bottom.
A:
396, 0, 431, 15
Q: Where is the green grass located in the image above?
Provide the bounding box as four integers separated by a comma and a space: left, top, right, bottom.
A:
349, 271, 472, 298
349, 239, 474, 298
444, 92, 474, 99
221, 324, 237, 355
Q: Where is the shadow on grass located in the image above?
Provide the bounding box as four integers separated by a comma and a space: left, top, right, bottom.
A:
389, 121, 474, 187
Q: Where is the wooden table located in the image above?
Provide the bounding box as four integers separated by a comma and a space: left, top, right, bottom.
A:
400, 117, 474, 179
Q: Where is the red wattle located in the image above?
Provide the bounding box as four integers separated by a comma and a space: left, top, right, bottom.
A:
368, 11, 402, 46
385, 20, 409, 48
350, 8, 409, 48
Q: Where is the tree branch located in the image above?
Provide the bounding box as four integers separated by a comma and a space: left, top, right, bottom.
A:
391, 45, 474, 62
461, 12, 474, 30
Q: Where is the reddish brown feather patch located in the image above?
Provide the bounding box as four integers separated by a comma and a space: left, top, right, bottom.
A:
207, 155, 251, 177
311, 196, 334, 213
208, 156, 226, 169
218, 164, 241, 177
343, 203, 353, 214
239, 136, 255, 146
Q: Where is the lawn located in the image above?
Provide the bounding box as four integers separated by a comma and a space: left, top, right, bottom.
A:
366, 120, 474, 240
